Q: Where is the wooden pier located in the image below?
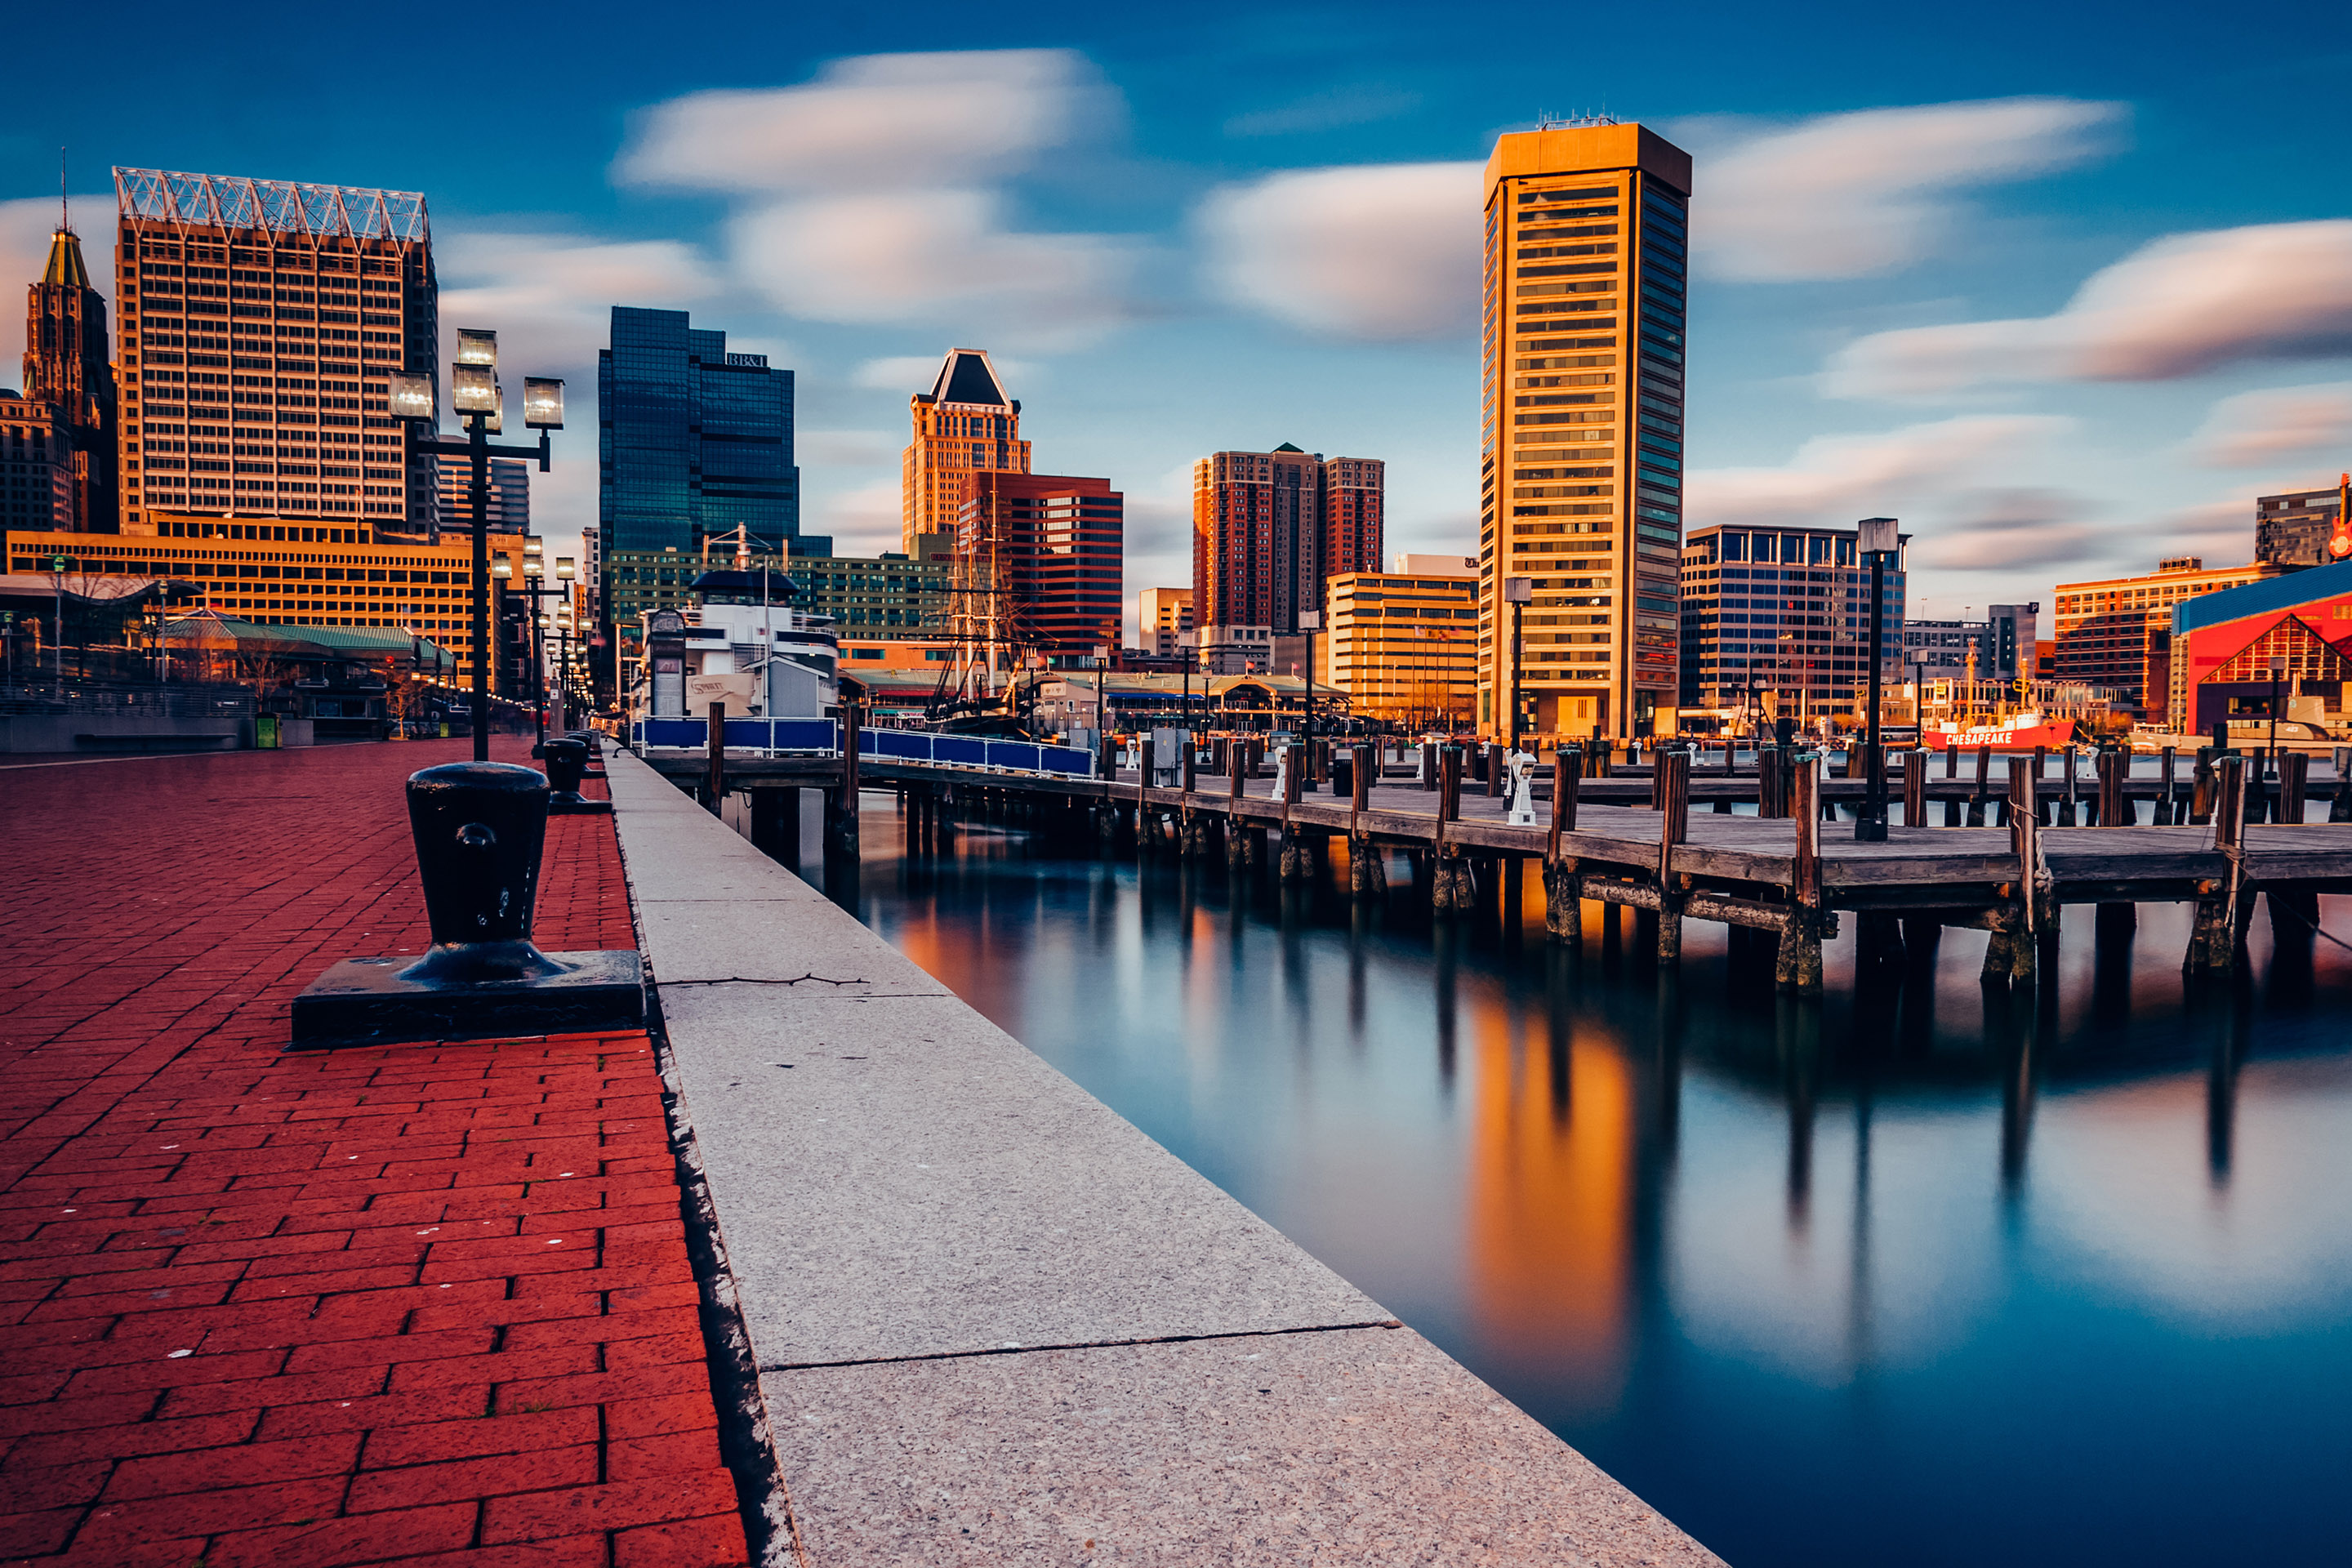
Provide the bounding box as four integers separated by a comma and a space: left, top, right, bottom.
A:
642, 733, 2352, 994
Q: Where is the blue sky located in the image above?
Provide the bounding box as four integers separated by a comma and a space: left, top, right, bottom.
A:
6, 0, 2350, 632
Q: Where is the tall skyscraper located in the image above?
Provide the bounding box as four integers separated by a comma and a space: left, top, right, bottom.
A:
1479, 122, 1690, 740
23, 211, 116, 532
112, 168, 439, 541
1191, 445, 1383, 635
902, 349, 1029, 552
597, 305, 804, 644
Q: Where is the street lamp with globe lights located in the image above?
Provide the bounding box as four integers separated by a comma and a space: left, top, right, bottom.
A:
387, 333, 564, 763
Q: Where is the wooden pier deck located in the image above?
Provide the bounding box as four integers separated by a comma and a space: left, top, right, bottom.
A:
640, 737, 2342, 993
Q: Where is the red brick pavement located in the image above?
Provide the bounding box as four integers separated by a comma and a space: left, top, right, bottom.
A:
0, 742, 751, 1566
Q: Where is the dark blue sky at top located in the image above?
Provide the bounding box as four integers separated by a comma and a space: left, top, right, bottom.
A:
9, 0, 2343, 259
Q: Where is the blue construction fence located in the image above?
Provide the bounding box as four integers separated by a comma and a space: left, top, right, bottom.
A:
632, 715, 1097, 780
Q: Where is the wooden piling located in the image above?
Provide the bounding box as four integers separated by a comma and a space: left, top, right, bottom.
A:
1546, 747, 1582, 942
1901, 746, 1926, 827
2280, 750, 2309, 824
2333, 748, 2352, 822
1655, 747, 1688, 964
1968, 745, 1991, 826
2187, 756, 2248, 977
1779, 754, 1824, 993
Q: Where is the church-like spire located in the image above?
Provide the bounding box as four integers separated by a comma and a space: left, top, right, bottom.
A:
42, 228, 88, 290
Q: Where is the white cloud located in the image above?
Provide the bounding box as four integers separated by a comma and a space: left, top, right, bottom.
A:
617, 51, 1139, 348
435, 229, 726, 380
615, 49, 1113, 194
1686, 414, 2071, 524
2162, 497, 2257, 563
814, 476, 905, 555
1197, 161, 1481, 341
728, 190, 1136, 344
1687, 415, 2112, 572
1829, 221, 2352, 396
2191, 382, 2352, 469
1677, 98, 2123, 283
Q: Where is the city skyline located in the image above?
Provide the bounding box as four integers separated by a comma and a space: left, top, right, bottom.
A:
2, 2, 2349, 642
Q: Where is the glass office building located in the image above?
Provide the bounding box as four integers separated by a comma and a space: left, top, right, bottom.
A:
1678, 522, 1907, 723
598, 306, 809, 644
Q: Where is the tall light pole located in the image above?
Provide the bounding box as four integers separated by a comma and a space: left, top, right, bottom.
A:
1855, 516, 1899, 842
387, 335, 563, 764
1503, 576, 1532, 751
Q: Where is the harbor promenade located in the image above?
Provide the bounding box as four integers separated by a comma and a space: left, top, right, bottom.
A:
0, 745, 748, 1567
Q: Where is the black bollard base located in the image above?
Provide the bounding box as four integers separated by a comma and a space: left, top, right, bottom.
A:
547, 791, 612, 816
292, 944, 644, 1049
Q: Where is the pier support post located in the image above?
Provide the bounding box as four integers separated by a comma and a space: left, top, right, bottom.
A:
1654, 748, 1688, 966
1779, 752, 1824, 994
2185, 755, 2247, 978
1545, 746, 1583, 943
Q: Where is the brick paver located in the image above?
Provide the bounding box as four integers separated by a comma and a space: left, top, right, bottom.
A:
0, 742, 749, 1566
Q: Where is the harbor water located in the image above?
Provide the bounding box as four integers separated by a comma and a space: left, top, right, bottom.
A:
815, 788, 2352, 1566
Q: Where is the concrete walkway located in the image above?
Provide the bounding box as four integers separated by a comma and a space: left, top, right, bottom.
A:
608, 750, 1725, 1564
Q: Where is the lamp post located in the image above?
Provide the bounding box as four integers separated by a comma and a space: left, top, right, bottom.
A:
1503, 576, 1532, 751
387, 334, 563, 763
1094, 643, 1110, 776
1298, 609, 1320, 791
2267, 652, 2286, 780
1855, 516, 1899, 841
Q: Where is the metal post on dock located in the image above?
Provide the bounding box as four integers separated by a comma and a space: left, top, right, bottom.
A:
705, 701, 726, 814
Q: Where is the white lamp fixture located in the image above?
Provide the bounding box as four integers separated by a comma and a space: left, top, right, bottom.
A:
384, 370, 435, 421
451, 363, 497, 414
455, 329, 498, 368
523, 378, 565, 430
1503, 577, 1533, 604
555, 556, 576, 581
492, 556, 513, 580
1857, 516, 1900, 557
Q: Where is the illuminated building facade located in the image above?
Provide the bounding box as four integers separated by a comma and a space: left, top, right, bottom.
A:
902, 350, 1029, 553
1479, 122, 1690, 740
1323, 559, 1479, 728
111, 168, 439, 541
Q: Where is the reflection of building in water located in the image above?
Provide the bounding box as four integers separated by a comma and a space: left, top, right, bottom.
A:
1463, 985, 1635, 1410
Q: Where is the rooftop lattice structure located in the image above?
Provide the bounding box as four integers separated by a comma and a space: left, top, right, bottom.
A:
113, 168, 429, 243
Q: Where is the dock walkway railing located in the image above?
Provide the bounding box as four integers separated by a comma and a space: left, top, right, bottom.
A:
633, 715, 1097, 780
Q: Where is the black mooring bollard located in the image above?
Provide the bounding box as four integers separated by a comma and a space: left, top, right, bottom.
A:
291, 762, 644, 1047
543, 738, 609, 816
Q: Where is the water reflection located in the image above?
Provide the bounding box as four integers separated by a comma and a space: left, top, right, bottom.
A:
835, 797, 2352, 1568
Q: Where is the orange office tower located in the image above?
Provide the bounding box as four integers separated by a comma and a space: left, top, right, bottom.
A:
1478, 122, 1690, 741
902, 348, 1029, 553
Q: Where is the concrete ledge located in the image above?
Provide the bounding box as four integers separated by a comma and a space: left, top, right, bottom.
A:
770, 1326, 1722, 1566
605, 747, 1723, 1565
